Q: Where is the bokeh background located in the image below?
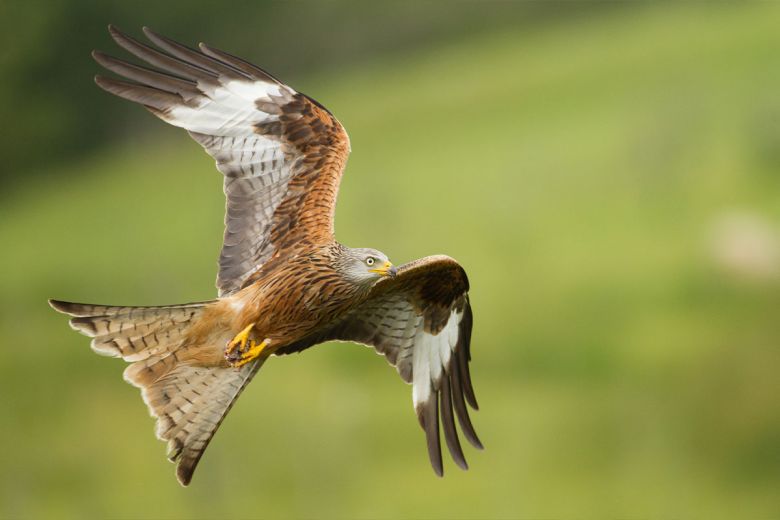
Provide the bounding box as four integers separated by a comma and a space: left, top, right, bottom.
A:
1, 2, 779, 518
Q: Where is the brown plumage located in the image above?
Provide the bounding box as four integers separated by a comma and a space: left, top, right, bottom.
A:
50, 26, 481, 486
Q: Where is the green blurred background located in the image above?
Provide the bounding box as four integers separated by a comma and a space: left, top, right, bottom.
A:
1, 2, 779, 518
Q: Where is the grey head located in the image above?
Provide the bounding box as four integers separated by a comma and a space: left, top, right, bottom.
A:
336, 246, 397, 286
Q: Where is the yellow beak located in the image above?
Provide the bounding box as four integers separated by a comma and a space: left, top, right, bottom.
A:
370, 260, 397, 278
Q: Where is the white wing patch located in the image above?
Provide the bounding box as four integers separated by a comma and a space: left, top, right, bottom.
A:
412, 309, 462, 409
161, 79, 293, 137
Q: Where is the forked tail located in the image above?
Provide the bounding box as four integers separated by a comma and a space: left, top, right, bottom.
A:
49, 299, 263, 485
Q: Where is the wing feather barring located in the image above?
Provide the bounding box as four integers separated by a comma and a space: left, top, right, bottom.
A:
50, 26, 481, 486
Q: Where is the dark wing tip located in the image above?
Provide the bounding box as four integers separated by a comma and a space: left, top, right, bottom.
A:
196, 41, 282, 85
49, 299, 71, 313
450, 328, 484, 451
93, 75, 132, 98
93, 74, 111, 89
416, 395, 444, 477
440, 375, 469, 471
107, 24, 124, 40
454, 301, 479, 413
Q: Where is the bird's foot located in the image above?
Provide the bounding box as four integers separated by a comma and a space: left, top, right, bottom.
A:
228, 338, 272, 368
225, 324, 271, 367
225, 323, 255, 358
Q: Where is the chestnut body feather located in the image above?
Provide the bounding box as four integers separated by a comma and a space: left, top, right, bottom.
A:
192, 243, 371, 359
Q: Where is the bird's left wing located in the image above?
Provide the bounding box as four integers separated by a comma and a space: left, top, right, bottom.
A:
93, 26, 350, 296
278, 255, 482, 475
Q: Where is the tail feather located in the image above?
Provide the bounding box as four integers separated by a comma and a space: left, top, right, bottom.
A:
50, 300, 207, 318
50, 300, 210, 359
123, 351, 180, 388
49, 298, 261, 486
92, 327, 179, 362
174, 361, 263, 485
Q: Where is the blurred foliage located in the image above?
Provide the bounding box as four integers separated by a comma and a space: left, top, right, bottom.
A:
0, 0, 584, 185
2, 2, 780, 518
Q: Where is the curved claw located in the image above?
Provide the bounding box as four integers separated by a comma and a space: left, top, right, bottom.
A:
231, 338, 272, 368
225, 323, 255, 357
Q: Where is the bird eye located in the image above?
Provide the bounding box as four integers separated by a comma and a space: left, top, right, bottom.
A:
366, 257, 375, 266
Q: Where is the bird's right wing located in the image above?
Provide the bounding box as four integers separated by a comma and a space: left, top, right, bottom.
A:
93, 26, 351, 296
277, 256, 482, 475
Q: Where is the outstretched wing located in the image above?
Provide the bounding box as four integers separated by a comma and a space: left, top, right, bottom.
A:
93, 26, 350, 296
279, 255, 482, 475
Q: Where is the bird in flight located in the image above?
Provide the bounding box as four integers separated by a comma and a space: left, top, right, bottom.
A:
50, 26, 481, 486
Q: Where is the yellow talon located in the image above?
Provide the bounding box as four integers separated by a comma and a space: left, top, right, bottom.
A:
232, 338, 271, 368
225, 323, 255, 357
225, 323, 272, 367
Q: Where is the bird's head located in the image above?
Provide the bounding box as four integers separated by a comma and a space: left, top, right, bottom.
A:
338, 247, 397, 285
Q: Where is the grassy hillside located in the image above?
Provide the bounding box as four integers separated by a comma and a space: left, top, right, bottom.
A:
1, 4, 779, 518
